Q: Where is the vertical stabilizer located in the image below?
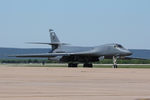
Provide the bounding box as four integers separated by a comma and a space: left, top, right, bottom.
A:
49, 29, 60, 43
49, 29, 61, 51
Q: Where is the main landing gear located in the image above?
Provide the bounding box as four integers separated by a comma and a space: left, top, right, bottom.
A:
68, 63, 93, 68
68, 63, 78, 67
113, 56, 118, 68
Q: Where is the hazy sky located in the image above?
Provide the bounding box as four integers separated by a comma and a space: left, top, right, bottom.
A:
0, 0, 150, 49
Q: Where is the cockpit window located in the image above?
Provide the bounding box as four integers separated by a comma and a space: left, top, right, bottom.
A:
114, 44, 124, 48
117, 44, 123, 48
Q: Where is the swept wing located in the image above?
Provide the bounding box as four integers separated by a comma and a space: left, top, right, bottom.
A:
9, 51, 95, 58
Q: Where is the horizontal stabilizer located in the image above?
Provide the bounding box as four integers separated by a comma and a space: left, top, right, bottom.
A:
26, 42, 69, 45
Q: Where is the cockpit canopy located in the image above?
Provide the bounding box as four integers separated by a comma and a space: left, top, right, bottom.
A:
114, 44, 124, 49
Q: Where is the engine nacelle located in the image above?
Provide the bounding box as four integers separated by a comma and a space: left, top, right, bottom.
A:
98, 56, 104, 61
48, 56, 63, 62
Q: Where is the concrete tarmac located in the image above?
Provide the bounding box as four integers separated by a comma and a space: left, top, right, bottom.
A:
0, 65, 150, 100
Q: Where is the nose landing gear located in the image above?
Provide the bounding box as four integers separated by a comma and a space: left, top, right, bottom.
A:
113, 56, 118, 68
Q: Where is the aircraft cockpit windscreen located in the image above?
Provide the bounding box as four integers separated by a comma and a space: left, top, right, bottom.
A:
114, 44, 124, 49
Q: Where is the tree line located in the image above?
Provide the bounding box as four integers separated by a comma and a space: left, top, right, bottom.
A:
1, 59, 150, 64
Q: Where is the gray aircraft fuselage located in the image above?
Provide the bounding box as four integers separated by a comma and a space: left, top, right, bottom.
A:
54, 44, 131, 56
50, 43, 132, 62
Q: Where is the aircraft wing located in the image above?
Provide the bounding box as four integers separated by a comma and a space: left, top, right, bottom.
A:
9, 51, 95, 58
9, 53, 68, 58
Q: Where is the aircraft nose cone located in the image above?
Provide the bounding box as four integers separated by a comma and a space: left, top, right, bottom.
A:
126, 50, 132, 56
120, 49, 132, 56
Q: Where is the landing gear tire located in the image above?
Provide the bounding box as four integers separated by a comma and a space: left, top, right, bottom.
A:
113, 65, 118, 68
68, 63, 78, 68
83, 63, 93, 68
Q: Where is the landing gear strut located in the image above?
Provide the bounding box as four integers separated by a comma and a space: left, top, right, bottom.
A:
83, 63, 93, 68
68, 63, 78, 67
113, 56, 118, 68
